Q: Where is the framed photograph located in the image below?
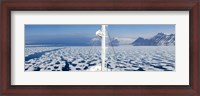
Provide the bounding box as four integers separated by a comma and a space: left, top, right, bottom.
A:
1, 0, 199, 95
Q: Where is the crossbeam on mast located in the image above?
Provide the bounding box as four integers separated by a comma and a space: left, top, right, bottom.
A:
95, 25, 107, 71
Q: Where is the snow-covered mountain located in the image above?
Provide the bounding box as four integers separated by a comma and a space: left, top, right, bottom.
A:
113, 37, 133, 45
132, 33, 175, 46
90, 37, 101, 46
108, 38, 120, 46
90, 33, 175, 46
90, 37, 133, 46
108, 37, 135, 46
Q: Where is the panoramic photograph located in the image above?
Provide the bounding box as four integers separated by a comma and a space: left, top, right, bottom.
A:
25, 25, 175, 71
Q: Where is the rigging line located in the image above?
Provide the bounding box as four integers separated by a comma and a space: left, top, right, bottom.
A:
107, 31, 120, 68
107, 31, 117, 56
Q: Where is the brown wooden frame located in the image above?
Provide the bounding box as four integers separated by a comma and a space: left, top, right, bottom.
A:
0, 0, 199, 96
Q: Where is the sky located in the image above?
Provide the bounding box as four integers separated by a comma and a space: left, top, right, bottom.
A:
25, 25, 175, 45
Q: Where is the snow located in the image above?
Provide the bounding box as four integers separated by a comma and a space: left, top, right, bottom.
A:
25, 46, 175, 71
106, 46, 175, 71
132, 33, 175, 46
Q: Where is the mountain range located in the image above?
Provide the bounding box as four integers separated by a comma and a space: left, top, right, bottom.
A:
132, 33, 175, 46
91, 32, 175, 46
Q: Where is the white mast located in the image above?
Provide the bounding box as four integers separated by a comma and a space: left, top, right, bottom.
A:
101, 25, 107, 71
95, 25, 107, 71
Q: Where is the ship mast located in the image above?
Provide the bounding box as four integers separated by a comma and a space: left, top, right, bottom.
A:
101, 25, 107, 71
96, 25, 107, 71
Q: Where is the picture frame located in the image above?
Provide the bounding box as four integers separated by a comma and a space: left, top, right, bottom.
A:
0, 0, 199, 95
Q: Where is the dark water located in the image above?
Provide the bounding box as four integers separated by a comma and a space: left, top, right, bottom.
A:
25, 49, 60, 61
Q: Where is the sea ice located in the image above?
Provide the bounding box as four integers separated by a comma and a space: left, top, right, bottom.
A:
25, 46, 175, 71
